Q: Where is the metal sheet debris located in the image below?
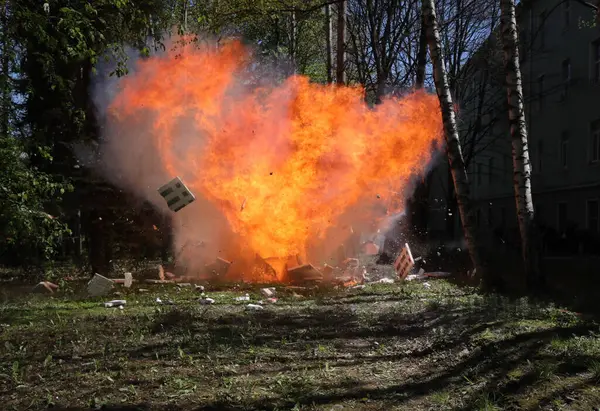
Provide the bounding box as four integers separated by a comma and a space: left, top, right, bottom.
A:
157, 176, 196, 212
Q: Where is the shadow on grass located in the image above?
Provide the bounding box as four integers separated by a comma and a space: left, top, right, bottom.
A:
4, 289, 600, 411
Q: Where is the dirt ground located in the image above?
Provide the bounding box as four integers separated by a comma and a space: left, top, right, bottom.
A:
1, 273, 600, 410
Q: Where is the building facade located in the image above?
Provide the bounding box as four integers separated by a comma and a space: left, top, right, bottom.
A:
427, 0, 600, 254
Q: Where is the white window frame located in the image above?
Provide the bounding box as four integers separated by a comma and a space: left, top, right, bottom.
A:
586, 199, 599, 233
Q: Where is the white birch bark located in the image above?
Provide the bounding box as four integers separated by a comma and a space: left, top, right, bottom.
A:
500, 0, 540, 288
422, 0, 486, 278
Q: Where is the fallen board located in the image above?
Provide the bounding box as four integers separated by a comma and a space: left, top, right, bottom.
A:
157, 176, 195, 212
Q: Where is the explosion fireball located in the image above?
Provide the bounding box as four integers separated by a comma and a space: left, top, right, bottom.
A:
104, 38, 443, 281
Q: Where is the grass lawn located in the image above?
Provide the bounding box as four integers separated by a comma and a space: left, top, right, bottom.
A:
1, 278, 599, 410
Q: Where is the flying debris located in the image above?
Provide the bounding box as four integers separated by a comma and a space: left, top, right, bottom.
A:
158, 176, 196, 212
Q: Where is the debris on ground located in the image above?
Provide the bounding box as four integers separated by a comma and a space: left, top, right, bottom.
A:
157, 176, 196, 212
176, 283, 192, 288
246, 304, 264, 311
235, 293, 250, 301
406, 268, 426, 281
32, 281, 59, 294
195, 285, 205, 292
423, 282, 432, 289
199, 296, 215, 304
374, 277, 395, 284
111, 272, 133, 288
287, 263, 324, 285
205, 257, 232, 277
87, 274, 114, 297
260, 287, 276, 297
258, 298, 278, 304
351, 284, 366, 290
103, 300, 126, 308
424, 271, 452, 278
156, 297, 175, 305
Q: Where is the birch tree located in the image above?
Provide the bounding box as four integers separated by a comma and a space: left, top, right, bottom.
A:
422, 0, 487, 281
499, 0, 541, 291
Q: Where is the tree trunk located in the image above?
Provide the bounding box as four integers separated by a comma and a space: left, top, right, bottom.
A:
500, 0, 542, 292
325, 4, 333, 83
336, 0, 347, 84
415, 12, 427, 89
422, 0, 487, 281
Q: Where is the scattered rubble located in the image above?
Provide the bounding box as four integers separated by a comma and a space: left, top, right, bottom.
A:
103, 300, 126, 308
287, 263, 323, 285
260, 287, 276, 297
246, 304, 264, 311
425, 272, 451, 278
235, 293, 250, 301
205, 257, 231, 277
111, 272, 133, 288
195, 285, 205, 292
87, 274, 114, 297
156, 297, 175, 305
199, 296, 215, 304
32, 281, 59, 294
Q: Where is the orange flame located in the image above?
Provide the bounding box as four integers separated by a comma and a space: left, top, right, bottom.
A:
108, 39, 442, 280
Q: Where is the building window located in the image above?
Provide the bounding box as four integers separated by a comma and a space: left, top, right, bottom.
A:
539, 11, 546, 49
519, 29, 529, 61
558, 202, 567, 234
587, 200, 599, 233
536, 205, 544, 224
562, 59, 571, 85
537, 74, 545, 110
560, 132, 569, 168
488, 157, 494, 184
591, 119, 600, 163
536, 140, 544, 172
593, 40, 600, 84
477, 163, 482, 186
563, 0, 571, 29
